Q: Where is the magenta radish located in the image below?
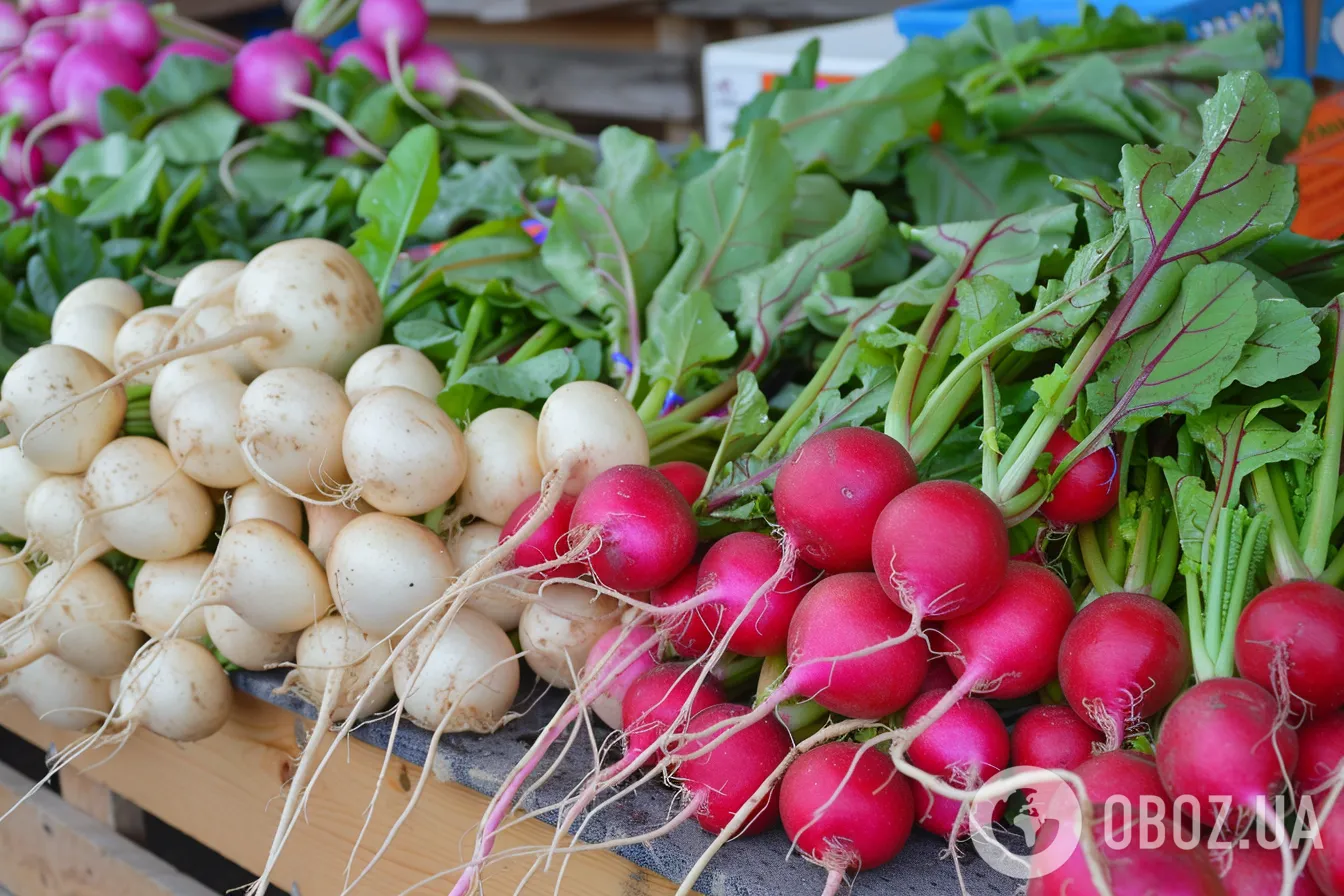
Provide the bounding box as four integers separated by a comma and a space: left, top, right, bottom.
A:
622, 663, 728, 765
938, 560, 1075, 699
780, 742, 914, 882
46, 41, 145, 131
776, 427, 919, 573
1030, 430, 1120, 526
1, 135, 39, 184
659, 532, 816, 658
36, 124, 75, 169
498, 491, 585, 579
1029, 827, 1225, 896
146, 40, 231, 79
871, 479, 1009, 623
1235, 580, 1344, 716
330, 37, 389, 79
325, 131, 359, 158
1309, 806, 1344, 896
18, 28, 67, 73
1011, 705, 1102, 771
650, 563, 708, 656
1295, 711, 1344, 794
1058, 591, 1190, 748
357, 0, 427, 55
654, 461, 707, 505
583, 623, 660, 729
919, 656, 957, 693
0, 4, 25, 49
228, 37, 311, 124
1221, 840, 1323, 896
674, 703, 793, 835
0, 68, 51, 131
905, 689, 1010, 837
569, 464, 697, 592
268, 29, 325, 71
37, 0, 79, 16
402, 42, 456, 99
68, 0, 158, 60
1156, 678, 1297, 826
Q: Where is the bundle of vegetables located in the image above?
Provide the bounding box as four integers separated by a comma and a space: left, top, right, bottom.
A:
2, 4, 1344, 896
0, 0, 590, 370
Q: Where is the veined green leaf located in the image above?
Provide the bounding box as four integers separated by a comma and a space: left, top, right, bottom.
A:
1188, 400, 1321, 506
352, 125, 441, 296
1225, 291, 1320, 389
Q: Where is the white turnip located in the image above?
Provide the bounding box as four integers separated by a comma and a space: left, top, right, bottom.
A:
343, 344, 441, 405
327, 512, 456, 639
457, 408, 543, 526
83, 437, 215, 561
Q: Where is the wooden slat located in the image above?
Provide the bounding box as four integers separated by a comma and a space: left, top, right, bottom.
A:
426, 0, 646, 22
666, 0, 901, 17
426, 11, 664, 51
0, 761, 216, 896
0, 695, 684, 896
57, 770, 147, 842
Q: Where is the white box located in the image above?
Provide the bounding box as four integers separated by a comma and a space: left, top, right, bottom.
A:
701, 15, 908, 151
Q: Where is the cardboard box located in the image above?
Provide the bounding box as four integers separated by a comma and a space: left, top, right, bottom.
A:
700, 15, 907, 150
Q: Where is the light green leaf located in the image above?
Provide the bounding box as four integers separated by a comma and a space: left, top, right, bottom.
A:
1187, 400, 1322, 505
955, 275, 1021, 355
438, 341, 602, 420
77, 145, 165, 227
785, 173, 852, 245
146, 100, 243, 165
352, 125, 441, 295
1225, 293, 1321, 389
643, 288, 737, 391
1013, 229, 1121, 351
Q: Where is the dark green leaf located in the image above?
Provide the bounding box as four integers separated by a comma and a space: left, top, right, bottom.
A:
904, 143, 1058, 224
438, 341, 602, 419
146, 100, 243, 165
140, 56, 233, 115
156, 167, 206, 252
417, 156, 527, 240
77, 145, 165, 227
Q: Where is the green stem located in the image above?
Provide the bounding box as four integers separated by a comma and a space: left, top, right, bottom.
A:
649, 418, 724, 462
1079, 523, 1123, 596
1123, 464, 1162, 591
1150, 522, 1179, 601
885, 302, 954, 448
1303, 306, 1344, 576
637, 380, 671, 425
503, 321, 565, 366
1214, 514, 1269, 678
979, 361, 1001, 504
999, 480, 1046, 522
908, 353, 982, 464
1103, 510, 1127, 587
422, 503, 447, 534
1203, 509, 1235, 662
1185, 570, 1215, 682
1250, 467, 1311, 582
752, 326, 856, 461
1269, 466, 1300, 549
1322, 544, 1344, 588
646, 378, 740, 446
909, 324, 958, 421
447, 297, 488, 386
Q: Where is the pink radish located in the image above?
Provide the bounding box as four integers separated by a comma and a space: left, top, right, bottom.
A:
0, 136, 39, 185
938, 560, 1075, 699
228, 37, 311, 124
1029, 829, 1224, 896
69, 0, 158, 60
658, 532, 816, 658
402, 42, 457, 100
330, 37, 389, 79
1295, 711, 1344, 794
1031, 430, 1119, 526
674, 703, 793, 835
583, 624, 660, 729
0, 4, 26, 49
780, 742, 914, 883
325, 131, 358, 158
622, 663, 728, 765
1156, 678, 1298, 826
0, 69, 51, 131
1011, 705, 1102, 771
146, 40, 231, 79
1058, 591, 1190, 748
19, 28, 68, 74
357, 0, 427, 56
650, 563, 706, 656
919, 657, 957, 693
498, 490, 586, 579
1235, 580, 1344, 716
37, 0, 78, 15
1221, 840, 1323, 896
905, 689, 1010, 837
871, 479, 1009, 624
268, 29, 324, 71
776, 427, 918, 573
1309, 805, 1344, 896
43, 41, 145, 132
569, 464, 697, 592
654, 460, 707, 505
36, 124, 75, 169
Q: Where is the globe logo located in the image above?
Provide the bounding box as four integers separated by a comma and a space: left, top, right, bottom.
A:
967, 766, 1084, 880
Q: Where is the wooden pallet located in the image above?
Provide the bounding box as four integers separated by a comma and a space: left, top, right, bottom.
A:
0, 695, 685, 896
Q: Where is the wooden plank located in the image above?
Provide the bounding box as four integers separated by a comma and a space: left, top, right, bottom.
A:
57, 770, 147, 842
0, 696, 684, 896
425, 0, 646, 22
0, 761, 216, 896
426, 11, 663, 51
667, 0, 900, 17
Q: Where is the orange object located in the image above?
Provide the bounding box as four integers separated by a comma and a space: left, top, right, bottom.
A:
1291, 92, 1344, 240
761, 71, 856, 91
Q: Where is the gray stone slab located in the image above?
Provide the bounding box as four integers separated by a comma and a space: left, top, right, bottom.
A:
233, 671, 1020, 895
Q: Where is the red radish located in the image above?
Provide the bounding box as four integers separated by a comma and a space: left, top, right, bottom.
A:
0, 4, 25, 48
37, 0, 78, 15
228, 38, 311, 124
569, 464, 697, 592
1029, 828, 1224, 896
0, 69, 51, 130
622, 663, 728, 765
1032, 430, 1120, 526
325, 131, 359, 159
871, 479, 1009, 623
0, 178, 14, 207
906, 689, 1010, 837
920, 656, 958, 693
1011, 705, 1102, 771
1296, 711, 1344, 794
498, 491, 586, 580
0, 49, 16, 71
745, 572, 930, 723
650, 563, 709, 656
654, 460, 707, 505
146, 40, 231, 79
582, 624, 662, 730
1235, 580, 1344, 716
781, 742, 914, 881
46, 42, 145, 132
357, 0, 428, 56
268, 29, 325, 72
1, 135, 39, 184
402, 42, 457, 100
19, 28, 68, 74
775, 427, 918, 574
1221, 839, 1323, 896
1156, 678, 1297, 826
660, 532, 816, 658
1058, 592, 1190, 748
1073, 750, 1168, 815
330, 37, 389, 79
1309, 805, 1344, 896
69, 0, 158, 60
674, 703, 793, 835
36, 124, 75, 169
938, 560, 1075, 699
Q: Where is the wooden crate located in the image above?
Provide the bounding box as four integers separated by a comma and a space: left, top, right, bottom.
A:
0, 695, 684, 896
425, 0, 647, 22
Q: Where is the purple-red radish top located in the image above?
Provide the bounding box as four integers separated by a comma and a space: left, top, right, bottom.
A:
19, 28, 68, 74
70, 0, 159, 61
569, 464, 697, 593
905, 689, 1010, 839
402, 42, 457, 100
650, 563, 710, 657
228, 37, 312, 124
583, 624, 660, 730
674, 703, 792, 836
330, 37, 390, 80
0, 4, 26, 49
871, 479, 1009, 622
0, 69, 52, 130
1057, 592, 1190, 747
1220, 838, 1324, 896
267, 29, 325, 72
621, 662, 727, 764
49, 42, 146, 132
654, 460, 707, 506
774, 426, 918, 574
1294, 710, 1344, 795
1032, 430, 1120, 526
498, 491, 586, 580
1235, 580, 1344, 716
357, 0, 429, 55
1010, 705, 1102, 771
146, 40, 232, 80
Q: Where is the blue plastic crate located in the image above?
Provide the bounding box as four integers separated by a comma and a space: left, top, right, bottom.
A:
1319, 0, 1344, 79
894, 0, 1306, 78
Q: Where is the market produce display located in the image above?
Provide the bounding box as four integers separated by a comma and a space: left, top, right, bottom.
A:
2, 2, 1344, 896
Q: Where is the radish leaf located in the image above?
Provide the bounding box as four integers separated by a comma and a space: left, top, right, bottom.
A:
1225, 292, 1321, 389
352, 125, 440, 296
